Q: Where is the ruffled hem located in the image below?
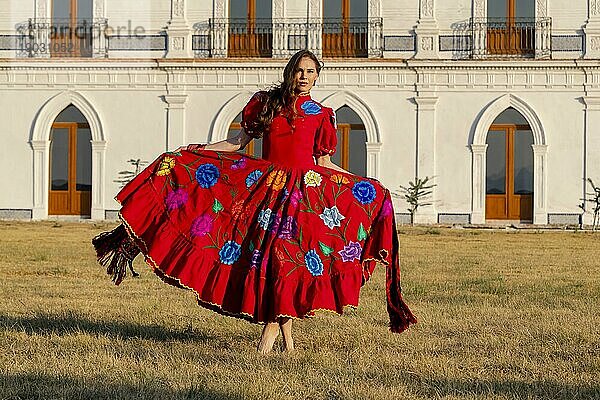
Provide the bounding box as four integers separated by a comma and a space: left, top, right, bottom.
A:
112, 150, 416, 330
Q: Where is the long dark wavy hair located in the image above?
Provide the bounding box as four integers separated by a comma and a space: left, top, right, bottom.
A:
251, 50, 322, 138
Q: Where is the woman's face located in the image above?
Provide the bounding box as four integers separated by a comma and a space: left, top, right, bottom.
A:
293, 56, 319, 94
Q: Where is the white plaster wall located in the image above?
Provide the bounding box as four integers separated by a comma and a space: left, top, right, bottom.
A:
380, 0, 419, 35
285, 0, 307, 19
549, 0, 588, 33
104, 0, 169, 34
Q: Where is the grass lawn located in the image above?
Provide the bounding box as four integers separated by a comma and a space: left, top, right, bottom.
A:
0, 221, 598, 399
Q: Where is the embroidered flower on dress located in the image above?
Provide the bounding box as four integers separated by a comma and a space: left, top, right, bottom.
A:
266, 170, 287, 191
381, 199, 393, 217
245, 170, 263, 187
165, 189, 188, 211
231, 157, 247, 170
250, 249, 262, 269
190, 214, 213, 237
195, 163, 220, 188
352, 180, 377, 205
219, 240, 242, 265
274, 216, 298, 240
304, 249, 324, 276
330, 174, 350, 185
290, 190, 303, 206
338, 241, 363, 262
156, 156, 175, 176
319, 206, 345, 229
301, 100, 322, 115
257, 208, 274, 230
231, 200, 245, 220
304, 170, 322, 187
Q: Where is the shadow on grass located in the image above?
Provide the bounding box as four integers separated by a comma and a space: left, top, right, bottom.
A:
0, 311, 217, 343
403, 375, 600, 400
0, 372, 242, 400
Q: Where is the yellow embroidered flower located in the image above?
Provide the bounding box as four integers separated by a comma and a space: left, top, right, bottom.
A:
304, 170, 322, 187
156, 156, 175, 176
266, 170, 287, 191
330, 174, 350, 185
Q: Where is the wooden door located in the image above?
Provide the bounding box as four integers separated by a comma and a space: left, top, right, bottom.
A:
228, 0, 272, 57
486, 125, 533, 221
322, 0, 368, 58
51, 0, 93, 57
486, 0, 534, 55
49, 122, 92, 216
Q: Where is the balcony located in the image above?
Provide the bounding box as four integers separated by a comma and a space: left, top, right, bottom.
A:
23, 18, 108, 58
196, 17, 383, 58
471, 17, 552, 59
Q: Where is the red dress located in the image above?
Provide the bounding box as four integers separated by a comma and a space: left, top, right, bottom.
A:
114, 92, 416, 332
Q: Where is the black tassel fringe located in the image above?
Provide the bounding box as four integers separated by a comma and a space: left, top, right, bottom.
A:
92, 224, 141, 285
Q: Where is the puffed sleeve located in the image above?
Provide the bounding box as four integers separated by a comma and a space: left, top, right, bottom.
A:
313, 107, 338, 157
240, 91, 267, 138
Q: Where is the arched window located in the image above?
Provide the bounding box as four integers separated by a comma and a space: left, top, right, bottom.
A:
227, 111, 262, 157
331, 106, 367, 176
49, 105, 92, 216
228, 0, 272, 57
486, 107, 533, 221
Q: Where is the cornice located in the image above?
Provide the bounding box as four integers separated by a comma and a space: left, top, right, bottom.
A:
2, 58, 600, 71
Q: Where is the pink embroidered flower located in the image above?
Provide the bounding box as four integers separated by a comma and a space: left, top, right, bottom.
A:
290, 190, 303, 207
165, 189, 188, 211
190, 214, 213, 237
381, 199, 393, 218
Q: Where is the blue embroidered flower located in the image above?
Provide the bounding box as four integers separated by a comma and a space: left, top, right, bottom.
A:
304, 249, 324, 276
245, 170, 263, 188
352, 180, 377, 205
257, 208, 274, 230
301, 100, 322, 115
195, 163, 220, 188
319, 205, 345, 229
219, 240, 242, 265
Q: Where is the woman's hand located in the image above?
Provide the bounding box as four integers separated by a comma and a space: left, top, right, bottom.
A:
316, 155, 348, 173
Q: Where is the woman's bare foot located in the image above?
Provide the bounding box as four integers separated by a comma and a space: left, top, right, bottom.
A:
279, 317, 294, 352
257, 322, 279, 354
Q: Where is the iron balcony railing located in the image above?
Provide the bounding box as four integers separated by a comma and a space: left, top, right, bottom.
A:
471, 17, 551, 59
200, 17, 383, 58
24, 18, 108, 58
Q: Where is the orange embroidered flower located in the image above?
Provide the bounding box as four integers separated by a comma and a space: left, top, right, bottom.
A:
330, 174, 350, 185
231, 200, 245, 220
156, 156, 175, 176
266, 170, 287, 191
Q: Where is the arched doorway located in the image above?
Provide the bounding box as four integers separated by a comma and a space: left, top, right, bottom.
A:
332, 106, 367, 176
227, 111, 262, 157
485, 107, 533, 221
48, 105, 92, 216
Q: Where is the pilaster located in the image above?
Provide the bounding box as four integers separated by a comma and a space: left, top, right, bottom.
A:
414, 0, 439, 59
166, 0, 193, 58
584, 0, 600, 58
470, 144, 487, 224
413, 95, 438, 223
164, 94, 189, 151
582, 96, 600, 225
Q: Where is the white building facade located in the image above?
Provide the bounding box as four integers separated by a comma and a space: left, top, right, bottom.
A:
0, 0, 599, 225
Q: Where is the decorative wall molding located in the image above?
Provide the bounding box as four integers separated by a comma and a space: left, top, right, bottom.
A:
471, 94, 548, 224
321, 91, 382, 179
473, 0, 485, 18
31, 91, 106, 220
415, 0, 439, 59
211, 91, 255, 142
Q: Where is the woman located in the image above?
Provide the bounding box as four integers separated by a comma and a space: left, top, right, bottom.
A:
93, 50, 416, 354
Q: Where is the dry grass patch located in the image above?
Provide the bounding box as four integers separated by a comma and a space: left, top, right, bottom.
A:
0, 221, 598, 399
